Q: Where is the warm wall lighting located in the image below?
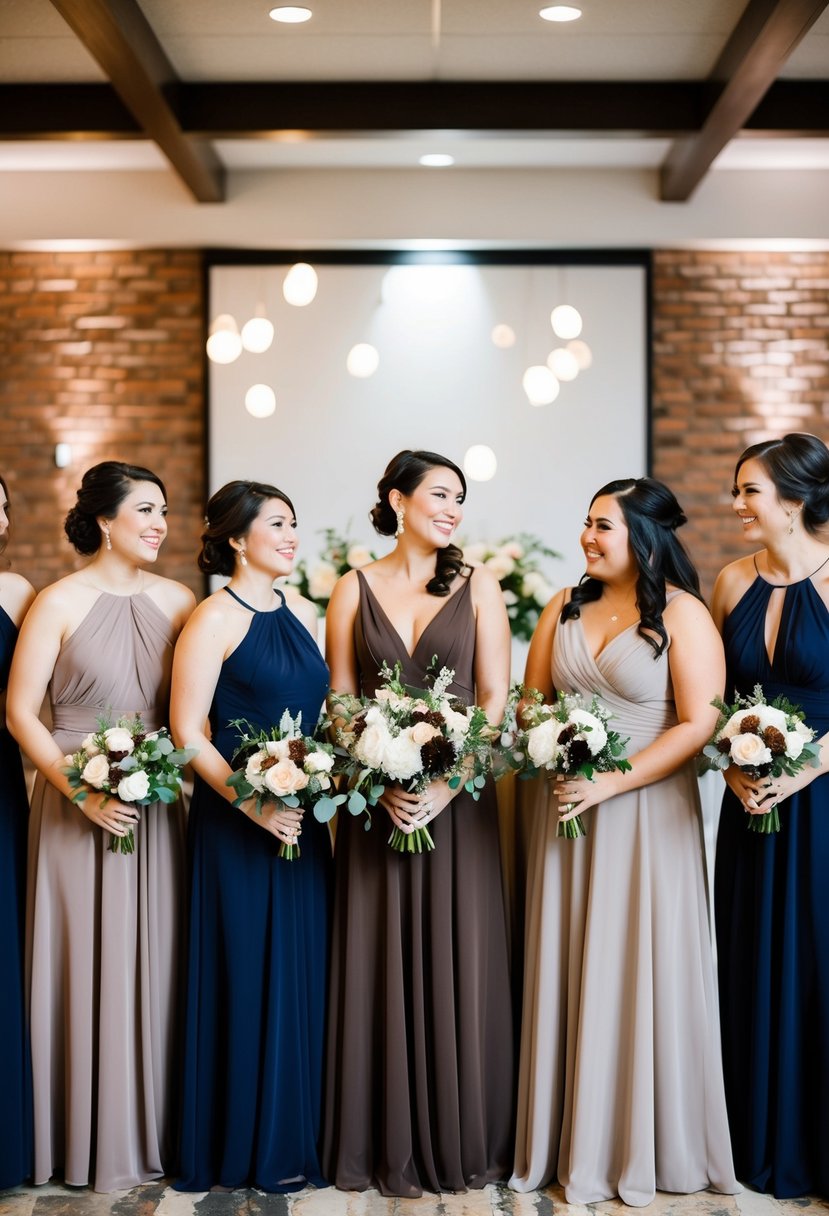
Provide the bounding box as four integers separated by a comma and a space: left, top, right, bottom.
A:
523, 365, 560, 406
464, 445, 498, 482
269, 7, 312, 23
419, 154, 455, 167
491, 324, 516, 348
206, 314, 243, 364
567, 338, 593, 369
550, 303, 583, 339
54, 443, 72, 468
245, 384, 277, 418
346, 343, 380, 378
241, 312, 275, 354
547, 347, 580, 381
282, 263, 318, 306
539, 6, 582, 21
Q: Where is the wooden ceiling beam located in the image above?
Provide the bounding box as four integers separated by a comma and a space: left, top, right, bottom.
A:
47, 0, 224, 201
660, 0, 829, 201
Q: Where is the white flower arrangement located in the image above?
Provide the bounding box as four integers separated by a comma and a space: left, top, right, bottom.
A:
461, 534, 560, 641
291, 527, 377, 613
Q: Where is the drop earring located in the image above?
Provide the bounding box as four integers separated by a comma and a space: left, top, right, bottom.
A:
239, 548, 248, 567
788, 511, 796, 535
103, 526, 112, 551
395, 508, 405, 538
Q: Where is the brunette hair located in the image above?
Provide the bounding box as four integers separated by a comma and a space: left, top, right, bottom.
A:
0, 474, 8, 556
735, 433, 829, 536
64, 461, 166, 555
199, 480, 296, 577
561, 477, 702, 657
370, 449, 467, 596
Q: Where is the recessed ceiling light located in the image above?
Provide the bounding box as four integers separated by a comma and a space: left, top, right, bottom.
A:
419, 154, 455, 167
539, 6, 582, 21
269, 6, 312, 23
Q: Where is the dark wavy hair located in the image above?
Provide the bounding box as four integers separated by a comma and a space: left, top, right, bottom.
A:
64, 461, 166, 556
199, 480, 296, 577
561, 477, 702, 657
0, 474, 9, 556
370, 449, 467, 597
735, 433, 829, 536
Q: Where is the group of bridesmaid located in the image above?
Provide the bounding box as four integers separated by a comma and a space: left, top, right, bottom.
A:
0, 432, 826, 1205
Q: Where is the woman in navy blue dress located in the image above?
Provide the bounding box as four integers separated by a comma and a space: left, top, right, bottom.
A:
171, 480, 331, 1193
0, 476, 35, 1190
713, 433, 829, 1198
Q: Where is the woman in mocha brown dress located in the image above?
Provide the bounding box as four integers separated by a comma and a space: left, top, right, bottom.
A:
322, 449, 514, 1196
7, 461, 194, 1192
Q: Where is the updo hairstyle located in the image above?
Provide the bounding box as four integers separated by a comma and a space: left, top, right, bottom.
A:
735, 433, 829, 536
371, 449, 467, 597
64, 461, 166, 556
561, 476, 702, 657
199, 480, 296, 577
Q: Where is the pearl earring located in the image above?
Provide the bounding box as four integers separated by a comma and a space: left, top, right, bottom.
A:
395, 508, 405, 538
239, 549, 248, 567
104, 527, 112, 551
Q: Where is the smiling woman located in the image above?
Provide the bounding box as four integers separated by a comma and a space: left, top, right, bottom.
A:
6, 461, 196, 1193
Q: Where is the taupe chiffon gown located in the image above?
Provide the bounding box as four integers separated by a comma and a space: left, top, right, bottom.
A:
323, 571, 514, 1196
26, 592, 185, 1192
510, 596, 738, 1205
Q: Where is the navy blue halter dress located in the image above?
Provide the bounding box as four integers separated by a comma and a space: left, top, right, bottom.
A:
0, 605, 32, 1190
715, 569, 829, 1199
177, 588, 332, 1192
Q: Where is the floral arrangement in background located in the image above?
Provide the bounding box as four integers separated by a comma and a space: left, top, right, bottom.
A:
462, 534, 560, 641
290, 527, 376, 613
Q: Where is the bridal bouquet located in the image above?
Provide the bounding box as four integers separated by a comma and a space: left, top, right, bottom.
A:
331, 660, 494, 854
226, 710, 342, 859
512, 688, 632, 838
703, 684, 820, 833
65, 715, 196, 854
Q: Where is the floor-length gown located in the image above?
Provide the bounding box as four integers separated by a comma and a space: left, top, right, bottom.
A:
177, 587, 331, 1193
511, 597, 737, 1205
715, 571, 829, 1198
26, 592, 185, 1192
0, 605, 32, 1190
322, 571, 514, 1196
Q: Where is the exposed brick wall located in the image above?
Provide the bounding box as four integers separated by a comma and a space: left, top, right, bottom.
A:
2, 248, 827, 603
652, 249, 829, 597
0, 250, 205, 595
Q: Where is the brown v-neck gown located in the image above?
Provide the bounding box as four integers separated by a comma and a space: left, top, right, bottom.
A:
322, 570, 514, 1196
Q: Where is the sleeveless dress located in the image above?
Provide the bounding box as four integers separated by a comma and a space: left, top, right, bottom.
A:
322, 570, 514, 1196
511, 595, 737, 1205
176, 587, 331, 1193
0, 605, 32, 1190
25, 592, 185, 1192
715, 571, 829, 1198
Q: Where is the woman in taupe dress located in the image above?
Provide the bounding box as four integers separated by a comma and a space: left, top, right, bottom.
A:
322, 449, 514, 1196
7, 461, 194, 1192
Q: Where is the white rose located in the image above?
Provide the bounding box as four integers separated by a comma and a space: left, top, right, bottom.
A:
375, 688, 409, 711
81, 733, 101, 756
522, 572, 545, 597
784, 731, 806, 760
728, 733, 772, 768
117, 769, 150, 802
315, 773, 331, 790
383, 730, 423, 782
569, 709, 607, 755
794, 719, 814, 739
103, 727, 134, 755
534, 581, 554, 607
485, 553, 515, 580
346, 545, 373, 569
755, 705, 789, 734
527, 719, 558, 768
265, 738, 290, 759
355, 721, 391, 770
411, 720, 441, 747
308, 561, 339, 601
64, 754, 76, 766
502, 541, 524, 560
502, 589, 518, 606
363, 704, 385, 725
264, 759, 309, 797
82, 753, 110, 789
718, 709, 753, 740
245, 752, 266, 792
305, 748, 334, 773
439, 700, 471, 740
462, 542, 487, 565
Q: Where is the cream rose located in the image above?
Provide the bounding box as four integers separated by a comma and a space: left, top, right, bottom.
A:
375, 688, 409, 711
527, 719, 558, 768
411, 720, 441, 746
533, 581, 554, 607
521, 572, 545, 597
346, 545, 373, 569
103, 727, 134, 755
719, 708, 755, 740
265, 738, 290, 759
485, 553, 515, 580
81, 732, 101, 756
264, 760, 309, 797
305, 748, 334, 773
308, 561, 338, 601
569, 709, 607, 755
502, 541, 525, 560
784, 731, 806, 760
245, 753, 267, 792
383, 730, 423, 782
117, 769, 150, 802
355, 722, 391, 770
462, 542, 487, 565
729, 733, 772, 768
755, 704, 789, 734
439, 700, 470, 740
502, 589, 519, 606
82, 753, 110, 789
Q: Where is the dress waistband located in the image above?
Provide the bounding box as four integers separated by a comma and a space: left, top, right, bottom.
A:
51, 705, 165, 735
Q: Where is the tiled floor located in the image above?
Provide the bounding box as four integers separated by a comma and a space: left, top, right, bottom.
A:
1, 1182, 827, 1216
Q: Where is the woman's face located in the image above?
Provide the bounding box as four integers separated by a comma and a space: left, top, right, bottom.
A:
580, 494, 634, 583
396, 466, 465, 549
238, 497, 297, 577
104, 480, 167, 563
732, 457, 798, 544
